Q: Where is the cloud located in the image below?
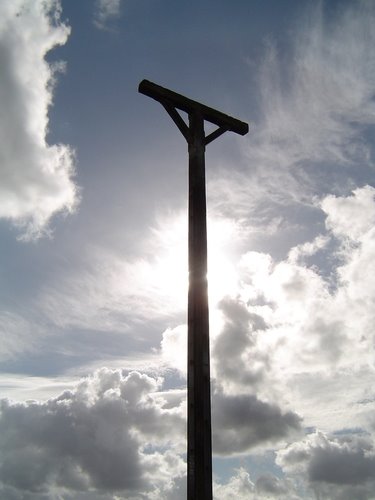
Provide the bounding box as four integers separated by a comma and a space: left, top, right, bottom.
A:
0, 363, 301, 497
212, 297, 270, 391
0, 311, 46, 361
206, 186, 375, 437
212, 391, 301, 455
211, 1, 375, 226
255, 474, 293, 498
36, 213, 189, 335
214, 468, 255, 499
93, 0, 122, 30
0, 369, 186, 498
321, 185, 375, 241
234, 185, 375, 377
214, 468, 296, 500
210, 182, 375, 488
0, 0, 78, 240
277, 431, 375, 499
255, 2, 375, 167
160, 324, 187, 375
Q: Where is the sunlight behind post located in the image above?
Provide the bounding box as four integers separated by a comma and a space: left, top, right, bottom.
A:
148, 214, 240, 312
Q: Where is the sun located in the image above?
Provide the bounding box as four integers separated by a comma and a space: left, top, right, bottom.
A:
147, 213, 239, 312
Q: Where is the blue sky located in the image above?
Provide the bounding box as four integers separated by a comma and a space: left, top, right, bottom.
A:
1, 0, 375, 498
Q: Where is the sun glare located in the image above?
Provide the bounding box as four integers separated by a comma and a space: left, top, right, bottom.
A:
148, 214, 239, 312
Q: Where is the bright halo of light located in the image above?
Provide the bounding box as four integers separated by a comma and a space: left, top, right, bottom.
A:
147, 213, 239, 312
145, 214, 188, 312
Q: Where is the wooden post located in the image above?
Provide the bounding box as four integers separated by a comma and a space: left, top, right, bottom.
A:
139, 80, 248, 500
187, 108, 212, 499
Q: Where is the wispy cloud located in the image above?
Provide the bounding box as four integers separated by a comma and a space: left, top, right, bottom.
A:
0, 0, 79, 240
211, 1, 375, 226
93, 0, 122, 31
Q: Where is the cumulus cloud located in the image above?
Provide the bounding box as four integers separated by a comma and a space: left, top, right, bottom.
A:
93, 0, 122, 30
30, 180, 375, 462
0, 363, 302, 498
321, 185, 375, 241
204, 186, 375, 438
254, 473, 293, 498
0, 0, 78, 240
212, 391, 301, 455
277, 431, 375, 499
214, 468, 255, 499
214, 468, 296, 500
160, 324, 187, 375
208, 184, 375, 493
234, 186, 375, 377
212, 297, 270, 391
0, 369, 185, 498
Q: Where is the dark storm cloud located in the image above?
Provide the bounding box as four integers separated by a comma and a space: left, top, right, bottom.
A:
212, 391, 301, 455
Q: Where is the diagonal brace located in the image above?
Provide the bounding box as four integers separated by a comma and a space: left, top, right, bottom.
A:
161, 101, 190, 142
204, 125, 229, 146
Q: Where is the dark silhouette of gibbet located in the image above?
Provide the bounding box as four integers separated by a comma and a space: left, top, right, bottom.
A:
139, 79, 249, 500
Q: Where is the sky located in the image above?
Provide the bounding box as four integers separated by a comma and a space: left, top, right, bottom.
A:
0, 0, 375, 498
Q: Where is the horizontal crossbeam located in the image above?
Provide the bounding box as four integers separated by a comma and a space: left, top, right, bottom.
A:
139, 79, 249, 137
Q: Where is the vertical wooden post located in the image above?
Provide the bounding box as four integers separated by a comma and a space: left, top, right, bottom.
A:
187, 110, 212, 500
138, 80, 248, 500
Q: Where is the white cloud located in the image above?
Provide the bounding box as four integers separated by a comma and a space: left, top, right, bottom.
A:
214, 468, 255, 499
321, 186, 375, 241
160, 324, 187, 375
0, 0, 78, 240
0, 373, 78, 402
287, 234, 329, 265
93, 0, 122, 30
214, 468, 296, 500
